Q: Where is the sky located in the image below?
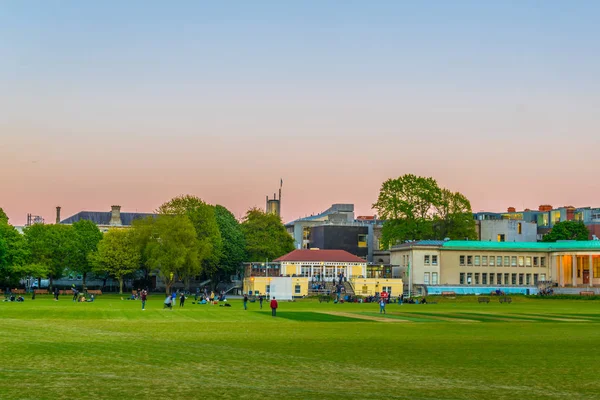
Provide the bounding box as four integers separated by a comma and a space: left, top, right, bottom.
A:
1, 1, 599, 226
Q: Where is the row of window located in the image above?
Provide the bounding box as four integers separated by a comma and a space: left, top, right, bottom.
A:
401, 254, 439, 266
459, 272, 546, 285
423, 272, 438, 285
459, 255, 546, 267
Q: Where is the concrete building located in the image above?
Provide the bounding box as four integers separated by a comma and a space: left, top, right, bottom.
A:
477, 219, 537, 242
59, 205, 156, 232
390, 240, 600, 295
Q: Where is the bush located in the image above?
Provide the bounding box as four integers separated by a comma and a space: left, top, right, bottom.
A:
529, 294, 600, 300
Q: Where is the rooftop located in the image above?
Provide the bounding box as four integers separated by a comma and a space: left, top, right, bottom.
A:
274, 249, 367, 263
60, 211, 156, 226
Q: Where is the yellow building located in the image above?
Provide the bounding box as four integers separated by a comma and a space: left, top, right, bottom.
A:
390, 240, 600, 295
243, 249, 403, 298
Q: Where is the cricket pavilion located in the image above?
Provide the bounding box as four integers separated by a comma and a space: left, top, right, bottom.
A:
242, 249, 404, 300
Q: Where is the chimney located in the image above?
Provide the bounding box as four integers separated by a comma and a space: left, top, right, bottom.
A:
539, 205, 553, 212
56, 206, 61, 224
507, 207, 516, 213
110, 205, 122, 226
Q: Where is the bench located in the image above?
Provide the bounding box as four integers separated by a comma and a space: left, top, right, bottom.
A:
318, 295, 332, 303
478, 297, 490, 304
499, 296, 512, 304
87, 290, 102, 295
441, 291, 456, 298
580, 291, 595, 296
11, 289, 26, 294
34, 289, 49, 295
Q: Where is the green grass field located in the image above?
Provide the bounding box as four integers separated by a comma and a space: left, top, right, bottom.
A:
1, 295, 599, 400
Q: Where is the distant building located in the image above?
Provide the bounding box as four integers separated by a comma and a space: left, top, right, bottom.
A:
59, 205, 156, 233
477, 219, 538, 242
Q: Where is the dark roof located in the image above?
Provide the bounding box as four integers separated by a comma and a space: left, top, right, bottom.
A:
274, 249, 366, 263
60, 211, 156, 226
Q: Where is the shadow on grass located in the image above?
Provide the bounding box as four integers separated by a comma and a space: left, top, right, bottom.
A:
270, 312, 372, 323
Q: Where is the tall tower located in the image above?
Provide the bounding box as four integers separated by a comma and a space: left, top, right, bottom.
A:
266, 179, 282, 217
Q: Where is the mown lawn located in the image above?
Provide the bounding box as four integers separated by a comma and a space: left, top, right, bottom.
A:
1, 295, 599, 399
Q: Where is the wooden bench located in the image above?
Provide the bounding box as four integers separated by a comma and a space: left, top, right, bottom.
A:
499, 296, 512, 304
580, 291, 595, 296
441, 291, 456, 298
318, 295, 332, 303
11, 289, 26, 294
87, 290, 102, 295
34, 289, 49, 295
478, 297, 490, 304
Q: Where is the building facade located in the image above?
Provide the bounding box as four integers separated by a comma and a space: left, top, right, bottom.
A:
391, 240, 600, 293
59, 205, 156, 233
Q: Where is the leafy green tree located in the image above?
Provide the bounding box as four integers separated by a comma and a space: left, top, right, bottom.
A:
434, 189, 477, 240
70, 220, 103, 290
138, 215, 199, 294
214, 205, 246, 280
92, 229, 140, 294
373, 174, 441, 247
0, 222, 29, 286
158, 195, 222, 286
241, 208, 294, 262
24, 224, 75, 291
542, 221, 589, 242
0, 208, 8, 223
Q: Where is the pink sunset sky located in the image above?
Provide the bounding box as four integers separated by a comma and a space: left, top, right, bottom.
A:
1, 2, 599, 226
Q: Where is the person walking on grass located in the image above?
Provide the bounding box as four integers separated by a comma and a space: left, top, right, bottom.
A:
379, 298, 386, 314
179, 292, 185, 307
270, 296, 278, 317
259, 295, 264, 309
141, 289, 147, 310
243, 293, 248, 310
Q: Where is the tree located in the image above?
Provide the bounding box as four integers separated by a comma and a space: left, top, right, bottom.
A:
70, 220, 103, 290
373, 174, 477, 248
373, 175, 441, 248
0, 208, 8, 223
24, 223, 75, 291
136, 215, 199, 294
543, 221, 589, 242
0, 221, 29, 286
158, 195, 222, 287
241, 208, 294, 261
214, 205, 246, 280
92, 229, 140, 294
434, 189, 477, 240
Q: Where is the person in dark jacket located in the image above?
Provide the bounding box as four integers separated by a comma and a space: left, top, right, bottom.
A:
243, 294, 248, 310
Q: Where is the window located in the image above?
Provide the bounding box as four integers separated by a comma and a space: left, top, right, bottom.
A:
467, 256, 473, 266
489, 256, 495, 266
518, 274, 524, 285
266, 285, 271, 293
526, 274, 531, 285
518, 256, 524, 267
489, 273, 495, 285
474, 273, 480, 285
541, 257, 546, 267
511, 256, 517, 267
540, 274, 546, 281
594, 257, 600, 277
460, 255, 465, 266
358, 234, 368, 248
432, 272, 438, 284
504, 273, 510, 284
517, 223, 522, 234
482, 273, 487, 285
432, 255, 438, 265
460, 273, 465, 284
534, 274, 539, 284
482, 256, 488, 266
295, 285, 301, 294
497, 273, 503, 284
424, 272, 430, 285
525, 257, 532, 267
497, 234, 506, 242
474, 256, 480, 266
511, 273, 517, 285
504, 256, 510, 267
424, 255, 430, 265
497, 256, 503, 266
467, 273, 472, 284
533, 257, 539, 267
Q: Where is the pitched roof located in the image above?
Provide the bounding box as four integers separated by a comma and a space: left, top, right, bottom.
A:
60, 211, 156, 226
274, 249, 366, 263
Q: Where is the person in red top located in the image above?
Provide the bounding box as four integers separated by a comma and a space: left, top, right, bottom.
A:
141, 290, 147, 310
270, 297, 278, 317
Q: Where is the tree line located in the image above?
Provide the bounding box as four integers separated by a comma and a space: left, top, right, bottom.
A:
0, 196, 294, 294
